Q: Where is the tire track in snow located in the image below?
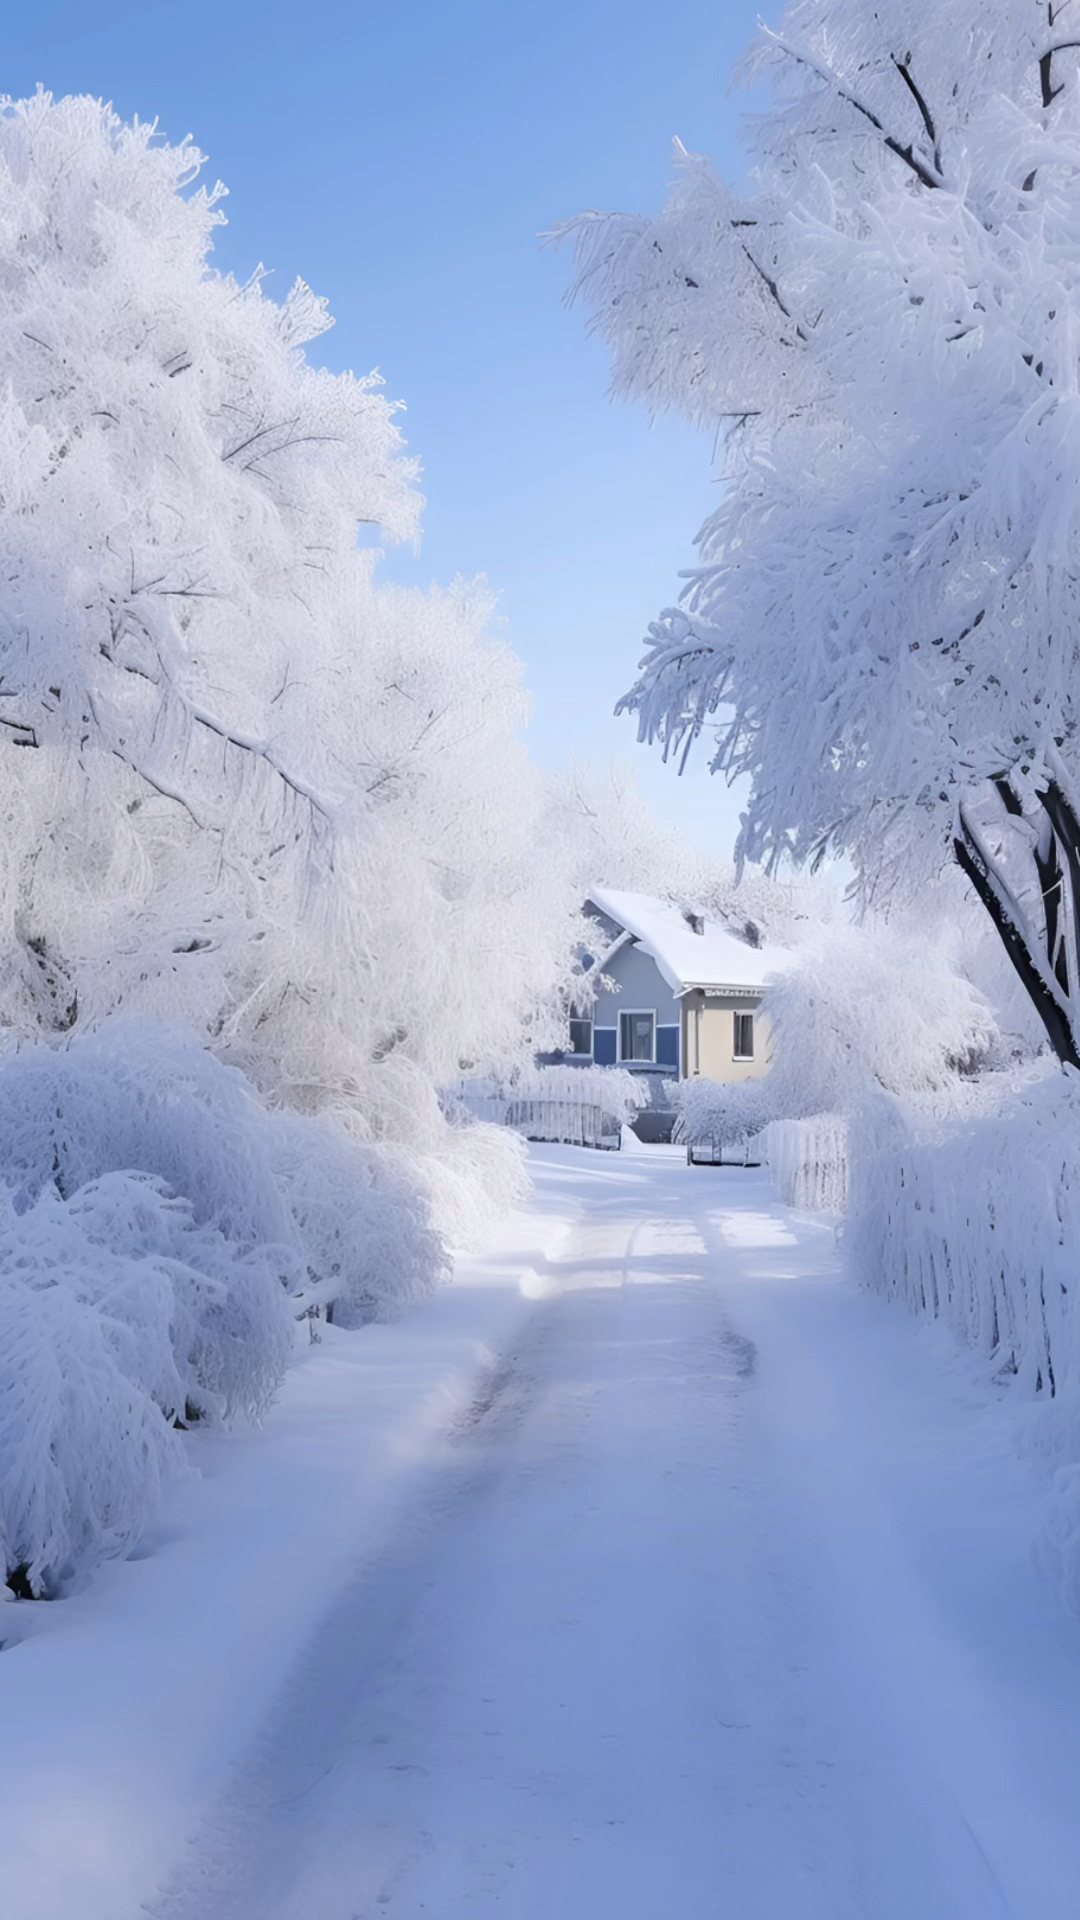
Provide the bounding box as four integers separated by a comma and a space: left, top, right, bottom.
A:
149, 1196, 840, 1920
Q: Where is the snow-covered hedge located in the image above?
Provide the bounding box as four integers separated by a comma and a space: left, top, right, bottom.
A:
0, 1020, 451, 1596
761, 1116, 848, 1214
673, 1077, 770, 1153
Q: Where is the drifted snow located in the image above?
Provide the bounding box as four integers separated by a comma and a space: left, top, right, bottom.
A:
3, 1144, 1080, 1918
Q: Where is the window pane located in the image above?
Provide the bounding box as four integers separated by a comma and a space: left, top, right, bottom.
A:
569, 1018, 592, 1056
621, 1012, 655, 1061
734, 1013, 754, 1059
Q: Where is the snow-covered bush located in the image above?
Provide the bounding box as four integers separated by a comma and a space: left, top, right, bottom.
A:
0, 1164, 296, 1598
0, 1225, 181, 1599
0, 1020, 293, 1248
0, 1020, 461, 1594
674, 1077, 771, 1152
267, 1110, 448, 1327
765, 923, 996, 1110
415, 1118, 531, 1254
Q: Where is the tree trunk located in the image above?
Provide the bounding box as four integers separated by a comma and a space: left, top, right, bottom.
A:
954, 773, 1080, 1071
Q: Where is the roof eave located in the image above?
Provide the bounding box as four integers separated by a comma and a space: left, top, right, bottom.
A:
677, 982, 766, 999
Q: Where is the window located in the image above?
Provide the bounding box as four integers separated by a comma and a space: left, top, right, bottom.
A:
568, 1016, 593, 1057
733, 1012, 755, 1060
620, 1010, 656, 1063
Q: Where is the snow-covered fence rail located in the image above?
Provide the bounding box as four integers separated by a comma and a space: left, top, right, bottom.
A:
504, 1097, 621, 1151
445, 1066, 646, 1152
685, 1134, 762, 1167
761, 1115, 848, 1213
846, 1078, 1078, 1398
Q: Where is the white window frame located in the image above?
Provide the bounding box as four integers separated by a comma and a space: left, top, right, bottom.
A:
619, 1008, 657, 1064
733, 1011, 755, 1061
568, 1014, 594, 1057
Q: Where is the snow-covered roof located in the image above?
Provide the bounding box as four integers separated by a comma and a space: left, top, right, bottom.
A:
586, 887, 792, 997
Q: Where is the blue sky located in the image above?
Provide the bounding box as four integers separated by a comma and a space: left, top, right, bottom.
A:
4, 0, 765, 854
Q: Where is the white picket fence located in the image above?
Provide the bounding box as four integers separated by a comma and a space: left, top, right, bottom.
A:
504, 1097, 621, 1151
444, 1069, 643, 1152
760, 1114, 849, 1212
685, 1134, 762, 1168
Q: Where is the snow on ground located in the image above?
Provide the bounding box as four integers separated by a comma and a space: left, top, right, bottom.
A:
4, 1143, 1080, 1917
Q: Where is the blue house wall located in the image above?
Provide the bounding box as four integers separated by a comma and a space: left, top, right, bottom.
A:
583, 935, 681, 1076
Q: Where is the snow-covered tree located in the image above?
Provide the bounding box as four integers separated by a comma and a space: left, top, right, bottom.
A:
0, 91, 582, 1202
561, 1, 1080, 1067
0, 91, 592, 1591
553, 758, 828, 946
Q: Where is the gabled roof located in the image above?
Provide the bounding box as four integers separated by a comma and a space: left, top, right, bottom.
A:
586, 887, 792, 997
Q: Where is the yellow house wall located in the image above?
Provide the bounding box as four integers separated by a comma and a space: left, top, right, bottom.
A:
680, 993, 772, 1083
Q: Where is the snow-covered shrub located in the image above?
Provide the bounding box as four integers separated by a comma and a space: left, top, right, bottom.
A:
0, 1159, 293, 1595
415, 1118, 530, 1254
267, 1110, 448, 1326
63, 1172, 294, 1423
0, 1020, 294, 1248
0, 1019, 463, 1594
0, 1178, 187, 1598
0, 1259, 180, 1599
0, 1017, 453, 1331
770, 924, 995, 1107
760, 1116, 848, 1213
673, 1076, 771, 1152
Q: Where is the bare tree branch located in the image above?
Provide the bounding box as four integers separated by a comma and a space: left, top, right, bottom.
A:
892, 57, 943, 174
1041, 39, 1080, 105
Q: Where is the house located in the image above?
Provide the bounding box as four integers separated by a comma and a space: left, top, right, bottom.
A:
567, 887, 790, 1084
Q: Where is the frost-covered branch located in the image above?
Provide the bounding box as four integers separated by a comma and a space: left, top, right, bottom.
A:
758, 25, 946, 190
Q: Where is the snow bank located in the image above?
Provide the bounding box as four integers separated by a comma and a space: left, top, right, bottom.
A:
0, 1019, 452, 1595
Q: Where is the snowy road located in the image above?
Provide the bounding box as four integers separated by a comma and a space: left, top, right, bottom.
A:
149, 1146, 1080, 1920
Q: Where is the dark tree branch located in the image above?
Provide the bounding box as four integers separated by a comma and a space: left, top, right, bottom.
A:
0, 715, 38, 747
993, 775, 1069, 990
955, 810, 1079, 1067
761, 30, 944, 190
892, 57, 942, 173
1041, 40, 1080, 105
738, 243, 807, 341
1041, 778, 1080, 995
